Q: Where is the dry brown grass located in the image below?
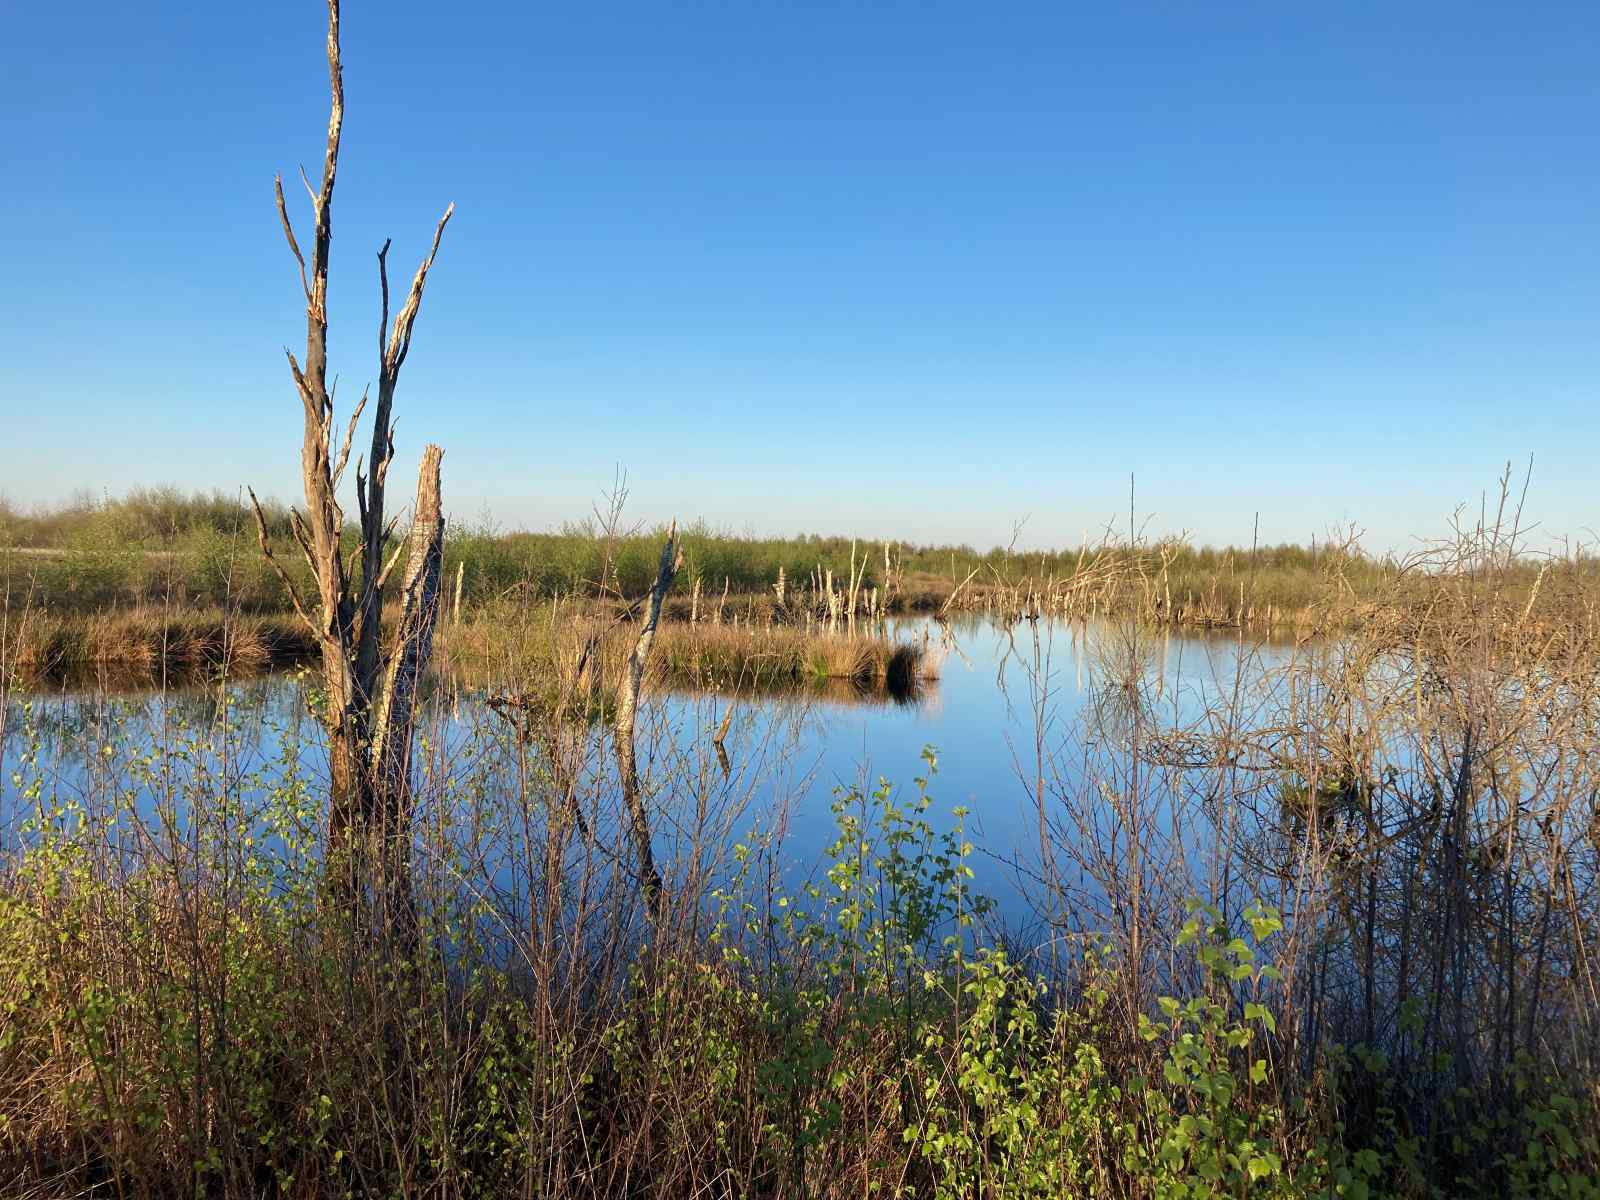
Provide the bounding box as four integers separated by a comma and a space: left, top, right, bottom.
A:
1, 606, 314, 682
440, 599, 933, 700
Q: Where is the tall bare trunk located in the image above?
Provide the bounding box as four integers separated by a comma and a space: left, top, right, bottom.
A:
372, 445, 445, 815
370, 445, 445, 937
615, 524, 683, 914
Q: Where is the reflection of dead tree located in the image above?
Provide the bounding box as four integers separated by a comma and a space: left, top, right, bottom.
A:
711, 703, 736, 779
248, 0, 453, 916
615, 523, 683, 914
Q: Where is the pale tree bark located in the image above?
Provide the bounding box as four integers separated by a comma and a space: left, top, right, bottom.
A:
372, 444, 445, 813
370, 444, 445, 938
249, 0, 453, 899
614, 523, 683, 913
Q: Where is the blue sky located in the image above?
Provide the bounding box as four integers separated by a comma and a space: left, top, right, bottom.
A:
3, 1, 1596, 552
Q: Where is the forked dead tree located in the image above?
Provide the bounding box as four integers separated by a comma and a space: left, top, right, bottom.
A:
249, 0, 452, 891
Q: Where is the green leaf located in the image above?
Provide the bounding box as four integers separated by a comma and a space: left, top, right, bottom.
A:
1244, 1002, 1277, 1034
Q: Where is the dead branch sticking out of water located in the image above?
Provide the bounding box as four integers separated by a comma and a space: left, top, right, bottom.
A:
615, 523, 683, 915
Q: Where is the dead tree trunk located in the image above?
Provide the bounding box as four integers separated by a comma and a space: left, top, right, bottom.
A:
614, 523, 683, 914
249, 0, 453, 906
371, 444, 446, 807
370, 445, 445, 931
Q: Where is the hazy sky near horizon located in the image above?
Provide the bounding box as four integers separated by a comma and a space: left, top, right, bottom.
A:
2, 1, 1596, 552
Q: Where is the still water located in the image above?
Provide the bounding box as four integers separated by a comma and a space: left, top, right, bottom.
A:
2, 618, 1303, 928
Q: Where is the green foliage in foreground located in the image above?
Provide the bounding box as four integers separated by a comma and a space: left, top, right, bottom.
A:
0, 723, 1595, 1197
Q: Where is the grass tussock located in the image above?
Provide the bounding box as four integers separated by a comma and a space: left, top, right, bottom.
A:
440, 598, 934, 703
657, 622, 930, 692
1, 606, 314, 682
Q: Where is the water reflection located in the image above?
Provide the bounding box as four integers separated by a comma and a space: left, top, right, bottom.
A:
3, 617, 1301, 926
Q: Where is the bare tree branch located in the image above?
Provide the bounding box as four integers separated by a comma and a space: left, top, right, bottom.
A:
287, 507, 317, 568
383, 205, 455, 375
247, 488, 316, 632
375, 423, 396, 488
284, 349, 315, 413
378, 237, 392, 361
373, 523, 409, 593
274, 175, 311, 302
331, 385, 369, 486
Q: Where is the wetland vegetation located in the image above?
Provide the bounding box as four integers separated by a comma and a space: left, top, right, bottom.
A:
2, 3, 1597, 1196
5, 479, 1599, 1198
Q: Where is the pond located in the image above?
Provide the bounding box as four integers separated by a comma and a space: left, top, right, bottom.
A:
2, 616, 1309, 932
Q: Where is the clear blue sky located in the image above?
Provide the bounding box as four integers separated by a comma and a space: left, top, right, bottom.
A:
3, 1, 1596, 552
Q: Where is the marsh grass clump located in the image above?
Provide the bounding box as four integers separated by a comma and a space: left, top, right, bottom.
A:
654, 623, 929, 694
443, 599, 932, 701
2, 606, 314, 682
